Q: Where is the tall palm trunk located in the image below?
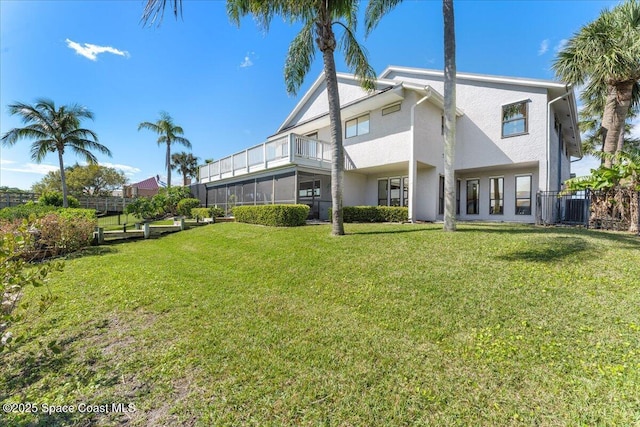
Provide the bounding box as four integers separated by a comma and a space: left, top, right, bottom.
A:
317, 15, 345, 236
443, 0, 457, 231
603, 80, 635, 167
58, 150, 69, 208
166, 142, 172, 188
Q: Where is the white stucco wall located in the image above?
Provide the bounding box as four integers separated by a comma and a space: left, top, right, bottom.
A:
455, 167, 539, 222
343, 172, 367, 206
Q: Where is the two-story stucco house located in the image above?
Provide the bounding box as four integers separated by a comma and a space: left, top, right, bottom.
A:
195, 65, 581, 222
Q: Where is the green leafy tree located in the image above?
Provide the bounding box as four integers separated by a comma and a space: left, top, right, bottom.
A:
138, 111, 191, 189
39, 191, 80, 208
143, 0, 377, 236
171, 151, 199, 185
553, 0, 640, 167
1, 98, 112, 208
32, 170, 63, 194
366, 0, 458, 231
66, 164, 128, 196
32, 164, 128, 197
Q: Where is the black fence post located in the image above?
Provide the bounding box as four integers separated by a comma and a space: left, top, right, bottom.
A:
585, 189, 591, 229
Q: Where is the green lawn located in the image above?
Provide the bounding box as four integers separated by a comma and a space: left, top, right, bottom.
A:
2, 223, 640, 426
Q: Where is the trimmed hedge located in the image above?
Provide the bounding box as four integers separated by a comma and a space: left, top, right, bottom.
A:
177, 198, 201, 217
192, 206, 226, 221
233, 204, 310, 227
330, 206, 409, 223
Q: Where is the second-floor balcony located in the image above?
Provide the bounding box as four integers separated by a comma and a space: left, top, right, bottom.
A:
199, 134, 332, 184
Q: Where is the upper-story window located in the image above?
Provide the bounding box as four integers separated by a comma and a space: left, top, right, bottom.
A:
382, 103, 401, 116
345, 114, 370, 138
502, 100, 529, 138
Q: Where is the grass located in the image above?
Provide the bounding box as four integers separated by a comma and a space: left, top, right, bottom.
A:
2, 222, 640, 426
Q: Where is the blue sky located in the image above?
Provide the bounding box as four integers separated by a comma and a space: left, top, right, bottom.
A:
0, 0, 626, 190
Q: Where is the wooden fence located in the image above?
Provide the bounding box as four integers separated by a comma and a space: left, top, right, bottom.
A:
0, 191, 135, 213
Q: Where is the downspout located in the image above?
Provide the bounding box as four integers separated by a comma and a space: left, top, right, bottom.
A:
409, 89, 432, 222
546, 85, 573, 192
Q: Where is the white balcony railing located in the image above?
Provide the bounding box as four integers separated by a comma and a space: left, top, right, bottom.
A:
199, 134, 332, 183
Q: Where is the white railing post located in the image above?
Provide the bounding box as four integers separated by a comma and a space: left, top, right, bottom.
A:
289, 134, 295, 163
263, 142, 268, 168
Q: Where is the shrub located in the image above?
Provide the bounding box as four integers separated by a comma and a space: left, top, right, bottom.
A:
154, 187, 192, 216
210, 207, 225, 217
125, 198, 159, 220
330, 206, 409, 223
1, 223, 64, 352
233, 204, 310, 227
39, 192, 80, 208
34, 211, 97, 256
0, 203, 56, 221
191, 206, 226, 221
57, 208, 97, 222
191, 208, 211, 221
177, 198, 201, 217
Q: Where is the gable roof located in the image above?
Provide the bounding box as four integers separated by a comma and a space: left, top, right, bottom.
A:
380, 65, 570, 90
276, 72, 397, 134
131, 176, 159, 190
275, 71, 463, 136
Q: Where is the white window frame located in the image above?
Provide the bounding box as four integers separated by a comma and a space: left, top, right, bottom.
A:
515, 174, 533, 215
345, 113, 370, 138
501, 100, 529, 138
489, 176, 504, 215
382, 103, 401, 116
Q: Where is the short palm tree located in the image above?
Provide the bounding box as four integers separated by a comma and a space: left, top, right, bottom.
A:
1, 98, 111, 207
553, 0, 640, 168
142, 0, 376, 236
171, 151, 199, 185
138, 111, 191, 188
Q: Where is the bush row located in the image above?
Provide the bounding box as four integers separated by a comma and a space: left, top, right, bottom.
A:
233, 204, 310, 227
331, 206, 409, 223
0, 204, 96, 222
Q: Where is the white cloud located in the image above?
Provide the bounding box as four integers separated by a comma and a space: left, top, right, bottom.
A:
554, 39, 568, 53
1, 163, 58, 175
65, 38, 130, 61
240, 51, 256, 68
0, 159, 16, 165
538, 39, 549, 56
99, 162, 141, 176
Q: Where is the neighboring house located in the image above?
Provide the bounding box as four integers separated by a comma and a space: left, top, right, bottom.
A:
195, 65, 581, 222
124, 176, 163, 198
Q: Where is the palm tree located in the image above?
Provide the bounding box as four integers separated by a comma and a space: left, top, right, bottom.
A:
138, 111, 191, 188
366, 0, 458, 231
171, 151, 199, 185
442, 0, 457, 232
142, 0, 376, 236
1, 98, 111, 207
553, 0, 640, 168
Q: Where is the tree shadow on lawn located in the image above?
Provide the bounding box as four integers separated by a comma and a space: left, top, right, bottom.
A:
1, 330, 122, 426
456, 223, 640, 249
64, 245, 118, 260
348, 226, 440, 236
496, 236, 591, 263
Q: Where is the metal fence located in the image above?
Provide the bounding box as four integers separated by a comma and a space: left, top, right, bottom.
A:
537, 189, 640, 232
